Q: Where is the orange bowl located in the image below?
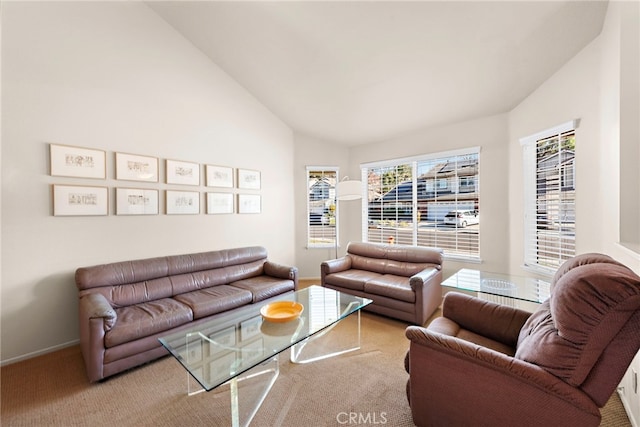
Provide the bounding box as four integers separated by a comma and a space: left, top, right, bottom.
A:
260, 301, 304, 323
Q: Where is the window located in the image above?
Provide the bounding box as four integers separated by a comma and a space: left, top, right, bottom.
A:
363, 148, 480, 260
307, 167, 338, 248
521, 121, 577, 273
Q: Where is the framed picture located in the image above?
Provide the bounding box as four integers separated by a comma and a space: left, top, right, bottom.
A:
238, 194, 261, 214
240, 316, 262, 341
166, 190, 200, 215
206, 192, 234, 214
206, 165, 234, 188
209, 352, 237, 381
237, 168, 261, 190
208, 326, 237, 354
53, 185, 108, 216
240, 338, 264, 365
115, 152, 158, 182
115, 188, 159, 215
166, 159, 200, 186
186, 339, 203, 364
50, 144, 106, 179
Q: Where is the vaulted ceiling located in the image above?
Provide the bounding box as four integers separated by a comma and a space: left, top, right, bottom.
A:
148, 1, 608, 146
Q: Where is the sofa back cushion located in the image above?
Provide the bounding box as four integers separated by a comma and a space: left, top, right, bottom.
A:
76, 247, 268, 308
346, 242, 442, 277
515, 257, 640, 388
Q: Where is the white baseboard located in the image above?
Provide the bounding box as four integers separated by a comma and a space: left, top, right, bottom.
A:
0, 339, 80, 367
618, 388, 639, 427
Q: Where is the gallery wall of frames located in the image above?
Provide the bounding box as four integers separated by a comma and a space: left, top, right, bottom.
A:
49, 143, 262, 216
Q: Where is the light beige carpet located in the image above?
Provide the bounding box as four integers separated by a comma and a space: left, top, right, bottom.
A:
1, 311, 631, 426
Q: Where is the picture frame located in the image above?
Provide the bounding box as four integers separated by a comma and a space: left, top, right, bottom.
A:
238, 194, 261, 214
115, 152, 158, 182
166, 190, 200, 215
115, 188, 159, 215
205, 165, 234, 188
240, 338, 264, 365
166, 159, 200, 186
240, 316, 262, 341
206, 192, 234, 214
208, 352, 237, 381
186, 339, 203, 364
208, 326, 237, 355
50, 143, 106, 179
53, 184, 108, 216
237, 168, 261, 190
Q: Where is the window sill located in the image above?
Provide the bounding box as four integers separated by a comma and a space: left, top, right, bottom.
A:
443, 255, 482, 264
521, 264, 555, 279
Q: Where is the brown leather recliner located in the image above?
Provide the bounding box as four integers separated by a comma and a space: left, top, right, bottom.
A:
405, 253, 640, 427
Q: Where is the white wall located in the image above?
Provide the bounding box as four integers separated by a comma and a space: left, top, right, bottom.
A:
293, 133, 350, 278
1, 2, 295, 363
507, 23, 603, 274
507, 0, 640, 275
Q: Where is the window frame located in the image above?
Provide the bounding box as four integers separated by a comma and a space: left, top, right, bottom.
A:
306, 166, 339, 249
520, 120, 578, 275
361, 147, 480, 261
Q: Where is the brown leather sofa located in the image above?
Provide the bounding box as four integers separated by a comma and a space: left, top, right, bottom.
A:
404, 253, 640, 426
75, 246, 298, 382
321, 242, 443, 325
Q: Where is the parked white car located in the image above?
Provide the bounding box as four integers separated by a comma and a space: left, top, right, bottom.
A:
443, 210, 479, 227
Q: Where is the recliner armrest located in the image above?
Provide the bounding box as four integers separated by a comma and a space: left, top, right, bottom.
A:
441, 292, 531, 347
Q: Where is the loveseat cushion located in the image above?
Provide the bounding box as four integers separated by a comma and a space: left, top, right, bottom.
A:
323, 270, 383, 292
105, 298, 193, 348
230, 276, 295, 302
365, 275, 416, 303
515, 262, 640, 386
173, 285, 253, 319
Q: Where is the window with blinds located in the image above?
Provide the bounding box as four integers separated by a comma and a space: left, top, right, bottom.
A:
362, 148, 480, 260
521, 122, 577, 273
307, 167, 338, 248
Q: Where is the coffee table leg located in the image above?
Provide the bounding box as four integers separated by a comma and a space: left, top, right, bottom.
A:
228, 355, 280, 427
290, 308, 362, 364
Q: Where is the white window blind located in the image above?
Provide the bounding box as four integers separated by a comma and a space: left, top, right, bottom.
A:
362, 148, 480, 260
306, 167, 338, 248
521, 121, 577, 273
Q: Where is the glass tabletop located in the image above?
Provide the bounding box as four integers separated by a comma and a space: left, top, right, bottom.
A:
442, 268, 551, 304
159, 285, 372, 391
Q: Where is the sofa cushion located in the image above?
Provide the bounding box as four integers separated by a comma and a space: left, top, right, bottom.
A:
173, 285, 253, 319
324, 270, 383, 292
515, 263, 640, 386
230, 276, 295, 302
365, 275, 416, 303
105, 298, 193, 348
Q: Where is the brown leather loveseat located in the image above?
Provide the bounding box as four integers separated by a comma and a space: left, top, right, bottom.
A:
321, 242, 443, 325
75, 246, 298, 382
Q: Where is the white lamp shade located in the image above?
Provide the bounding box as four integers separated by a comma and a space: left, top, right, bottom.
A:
336, 180, 362, 201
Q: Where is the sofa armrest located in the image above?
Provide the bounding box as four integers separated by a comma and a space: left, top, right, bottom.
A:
441, 292, 531, 347
80, 293, 117, 330
409, 268, 440, 291
78, 293, 117, 382
405, 326, 600, 422
264, 261, 298, 281
321, 256, 352, 286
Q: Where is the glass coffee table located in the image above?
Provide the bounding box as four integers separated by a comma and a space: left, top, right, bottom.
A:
442, 268, 551, 306
159, 285, 372, 427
